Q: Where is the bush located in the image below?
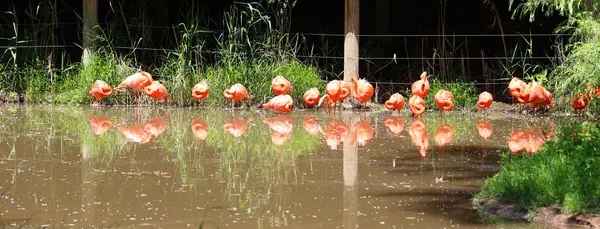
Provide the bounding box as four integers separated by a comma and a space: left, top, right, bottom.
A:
478, 121, 600, 213
202, 59, 323, 107
424, 77, 478, 110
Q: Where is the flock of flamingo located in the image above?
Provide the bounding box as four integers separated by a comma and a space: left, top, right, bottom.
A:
89, 70, 600, 113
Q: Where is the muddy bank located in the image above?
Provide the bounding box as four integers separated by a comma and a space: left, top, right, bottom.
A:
473, 198, 600, 228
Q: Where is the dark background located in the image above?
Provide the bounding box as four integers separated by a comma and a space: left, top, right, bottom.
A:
2, 0, 565, 95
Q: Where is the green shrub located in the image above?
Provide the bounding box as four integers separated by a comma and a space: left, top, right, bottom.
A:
202, 59, 323, 107
425, 77, 478, 110
478, 121, 600, 213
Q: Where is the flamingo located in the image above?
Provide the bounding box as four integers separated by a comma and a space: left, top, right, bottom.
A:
88, 80, 112, 109
263, 94, 293, 113
572, 86, 591, 113
114, 71, 153, 105
476, 122, 493, 140
408, 118, 429, 159
303, 115, 323, 136
434, 124, 454, 147
351, 120, 374, 146
264, 116, 293, 146
523, 82, 554, 112
318, 80, 351, 113
191, 120, 209, 142
408, 95, 426, 116
477, 91, 493, 112
192, 80, 210, 105
271, 75, 293, 96
434, 89, 454, 115
144, 81, 170, 105
87, 116, 113, 135
384, 117, 404, 136
351, 76, 374, 110
223, 83, 250, 109
224, 118, 249, 138
508, 77, 527, 104
384, 93, 405, 111
303, 88, 321, 108
411, 71, 430, 99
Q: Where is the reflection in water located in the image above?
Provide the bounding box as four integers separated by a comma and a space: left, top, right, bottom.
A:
302, 115, 322, 136
116, 115, 170, 144
384, 116, 404, 136
87, 116, 112, 135
508, 124, 554, 154
323, 119, 350, 150
477, 122, 493, 140
343, 116, 358, 229
117, 123, 152, 144
191, 120, 208, 141
143, 115, 169, 138
351, 120, 374, 146
435, 124, 454, 147
409, 118, 430, 159
264, 115, 293, 146
223, 118, 249, 137
0, 106, 565, 229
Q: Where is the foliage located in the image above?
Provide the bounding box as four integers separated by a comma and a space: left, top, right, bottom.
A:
424, 77, 478, 110
478, 121, 600, 213
508, 0, 598, 22
549, 13, 600, 111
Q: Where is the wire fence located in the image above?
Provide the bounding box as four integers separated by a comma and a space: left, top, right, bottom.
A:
0, 44, 561, 61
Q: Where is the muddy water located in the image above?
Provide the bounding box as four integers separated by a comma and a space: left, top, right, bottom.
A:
0, 105, 560, 228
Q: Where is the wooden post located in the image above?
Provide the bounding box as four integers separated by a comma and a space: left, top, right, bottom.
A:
344, 0, 359, 107
82, 0, 98, 66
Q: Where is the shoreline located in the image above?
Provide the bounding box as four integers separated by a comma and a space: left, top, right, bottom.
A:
473, 198, 600, 228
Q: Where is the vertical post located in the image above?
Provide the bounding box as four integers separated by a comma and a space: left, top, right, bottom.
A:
82, 0, 98, 66
344, 0, 359, 107
343, 115, 358, 229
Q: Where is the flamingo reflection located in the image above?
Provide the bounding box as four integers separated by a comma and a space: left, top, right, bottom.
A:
116, 115, 170, 144
408, 119, 429, 159
224, 118, 249, 138
191, 120, 209, 141
303, 115, 323, 136
434, 124, 454, 147
508, 124, 554, 154
351, 120, 374, 146
88, 116, 113, 135
384, 117, 405, 136
264, 116, 293, 146
476, 122, 493, 140
117, 123, 152, 144
143, 115, 169, 139
323, 120, 350, 150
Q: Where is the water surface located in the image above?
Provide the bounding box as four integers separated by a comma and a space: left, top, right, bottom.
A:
0, 105, 561, 228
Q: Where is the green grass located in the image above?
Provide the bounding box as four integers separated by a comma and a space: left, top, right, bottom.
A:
477, 121, 600, 213
402, 77, 478, 110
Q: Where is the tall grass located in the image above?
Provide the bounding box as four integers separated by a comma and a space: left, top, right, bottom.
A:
1, 1, 322, 106
478, 121, 600, 213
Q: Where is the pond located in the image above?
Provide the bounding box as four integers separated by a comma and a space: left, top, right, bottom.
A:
0, 105, 561, 228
